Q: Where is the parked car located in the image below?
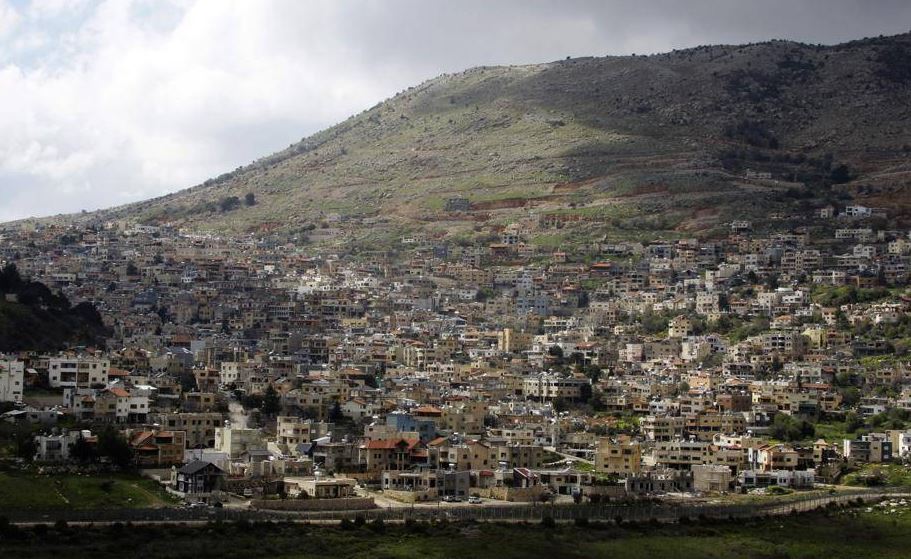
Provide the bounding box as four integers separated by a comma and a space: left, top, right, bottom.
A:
468, 496, 482, 504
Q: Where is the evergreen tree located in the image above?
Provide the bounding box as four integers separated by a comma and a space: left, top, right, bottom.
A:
262, 384, 281, 416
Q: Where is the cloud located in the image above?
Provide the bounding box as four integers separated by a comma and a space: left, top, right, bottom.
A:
0, 0, 909, 221
0, 0, 20, 38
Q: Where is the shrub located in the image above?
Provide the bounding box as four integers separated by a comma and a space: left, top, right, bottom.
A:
32, 523, 49, 537
404, 518, 424, 532
368, 518, 386, 533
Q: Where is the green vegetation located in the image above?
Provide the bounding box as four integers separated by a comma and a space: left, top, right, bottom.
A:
814, 409, 911, 444
811, 286, 892, 307
770, 413, 815, 442
2, 508, 911, 558
78, 34, 911, 245
813, 420, 853, 444
0, 470, 175, 510
844, 464, 911, 488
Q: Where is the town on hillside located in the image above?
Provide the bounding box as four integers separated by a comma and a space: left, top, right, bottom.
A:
1, 200, 910, 511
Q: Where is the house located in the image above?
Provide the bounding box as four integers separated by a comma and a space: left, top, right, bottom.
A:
536, 468, 591, 496
843, 435, 893, 463
844, 205, 873, 218
747, 444, 799, 471
153, 412, 223, 448
737, 469, 814, 490
382, 470, 439, 500
595, 436, 641, 475
283, 476, 356, 498
94, 386, 149, 423
0, 357, 24, 402
130, 430, 186, 466
274, 416, 333, 455
625, 469, 694, 495
47, 356, 110, 389
692, 464, 734, 493
437, 469, 471, 498
668, 316, 693, 338
34, 429, 94, 462
215, 425, 266, 459
361, 438, 426, 475
174, 460, 225, 494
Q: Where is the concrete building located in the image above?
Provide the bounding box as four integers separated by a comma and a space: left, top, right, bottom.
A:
0, 357, 24, 402
594, 436, 641, 475
47, 356, 110, 389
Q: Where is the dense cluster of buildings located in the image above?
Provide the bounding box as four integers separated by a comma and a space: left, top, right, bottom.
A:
1, 202, 910, 502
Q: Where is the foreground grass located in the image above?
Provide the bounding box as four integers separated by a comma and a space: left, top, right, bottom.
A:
1, 507, 910, 559
0, 471, 176, 509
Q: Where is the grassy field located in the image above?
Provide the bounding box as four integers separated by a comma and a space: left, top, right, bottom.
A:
844, 464, 911, 489
1, 507, 911, 559
0, 470, 177, 509
813, 420, 852, 444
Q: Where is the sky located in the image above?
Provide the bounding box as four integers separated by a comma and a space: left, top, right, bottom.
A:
0, 0, 909, 222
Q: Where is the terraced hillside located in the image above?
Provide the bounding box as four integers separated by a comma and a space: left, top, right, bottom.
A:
71, 33, 911, 248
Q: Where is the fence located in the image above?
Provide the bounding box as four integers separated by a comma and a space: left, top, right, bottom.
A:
3, 488, 907, 525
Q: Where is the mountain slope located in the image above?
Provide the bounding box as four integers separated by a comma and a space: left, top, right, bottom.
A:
93, 33, 911, 247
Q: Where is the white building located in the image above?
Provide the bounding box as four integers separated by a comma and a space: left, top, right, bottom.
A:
48, 356, 110, 389
0, 357, 24, 402
522, 373, 588, 401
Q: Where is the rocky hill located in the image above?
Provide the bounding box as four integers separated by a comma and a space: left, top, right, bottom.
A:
0, 265, 109, 352
67, 33, 911, 249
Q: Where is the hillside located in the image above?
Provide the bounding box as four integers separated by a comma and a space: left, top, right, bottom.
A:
72, 33, 911, 248
0, 265, 109, 352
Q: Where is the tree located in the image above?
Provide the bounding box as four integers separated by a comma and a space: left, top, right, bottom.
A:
219, 196, 241, 212
328, 400, 343, 423
0, 263, 23, 293
830, 164, 852, 184
765, 274, 779, 290
552, 397, 569, 413
70, 435, 97, 463
677, 381, 691, 396
770, 414, 815, 442
547, 345, 565, 366
244, 192, 256, 206
640, 311, 669, 335
844, 411, 864, 433
262, 384, 281, 416
581, 364, 602, 383
840, 387, 861, 408
98, 427, 133, 469
14, 426, 36, 460
579, 382, 593, 403
178, 371, 197, 393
